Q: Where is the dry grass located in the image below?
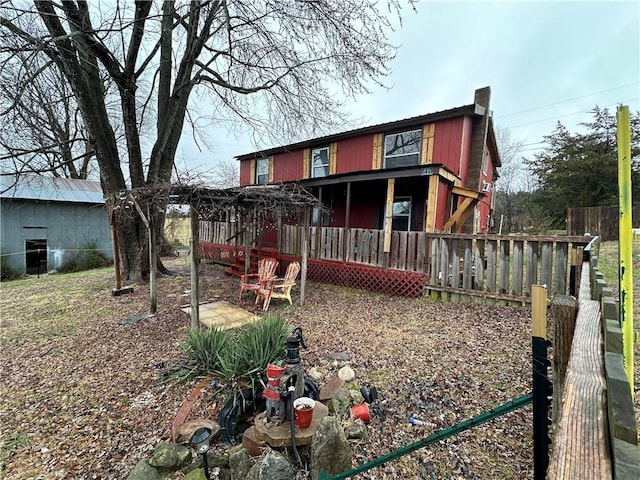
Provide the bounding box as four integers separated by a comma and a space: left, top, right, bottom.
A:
1, 258, 537, 479
593, 239, 640, 440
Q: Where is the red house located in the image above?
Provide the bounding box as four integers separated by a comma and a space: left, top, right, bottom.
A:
237, 87, 500, 236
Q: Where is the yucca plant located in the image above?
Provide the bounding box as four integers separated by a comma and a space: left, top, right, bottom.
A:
238, 314, 289, 376
182, 314, 290, 389
184, 326, 230, 374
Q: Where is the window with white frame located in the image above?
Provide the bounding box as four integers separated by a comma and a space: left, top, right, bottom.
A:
384, 130, 421, 168
256, 157, 269, 185
311, 147, 330, 178
391, 197, 411, 231
482, 149, 489, 174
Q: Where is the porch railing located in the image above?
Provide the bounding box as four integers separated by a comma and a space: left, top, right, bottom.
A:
200, 221, 592, 302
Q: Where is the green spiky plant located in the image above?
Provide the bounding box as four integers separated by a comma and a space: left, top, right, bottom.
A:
183, 313, 289, 391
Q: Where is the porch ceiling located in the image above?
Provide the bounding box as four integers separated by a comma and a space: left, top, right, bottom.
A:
295, 164, 460, 188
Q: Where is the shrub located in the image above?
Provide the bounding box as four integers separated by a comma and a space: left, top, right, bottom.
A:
183, 314, 290, 387
1, 257, 22, 281
184, 326, 230, 374
58, 241, 111, 273
238, 314, 289, 376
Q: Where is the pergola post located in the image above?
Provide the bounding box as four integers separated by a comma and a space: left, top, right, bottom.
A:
148, 207, 157, 314
300, 207, 310, 305
189, 203, 200, 331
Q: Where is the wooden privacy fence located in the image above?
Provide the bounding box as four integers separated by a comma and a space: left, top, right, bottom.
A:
201, 221, 592, 302
567, 206, 619, 241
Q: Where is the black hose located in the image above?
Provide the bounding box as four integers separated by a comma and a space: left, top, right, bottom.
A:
289, 391, 302, 466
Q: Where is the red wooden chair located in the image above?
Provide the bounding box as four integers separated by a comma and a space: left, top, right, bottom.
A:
256, 261, 301, 310
239, 257, 279, 300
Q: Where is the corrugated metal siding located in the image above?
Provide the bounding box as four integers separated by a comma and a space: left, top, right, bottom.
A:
239, 160, 252, 186
432, 117, 464, 172
272, 150, 304, 182
0, 199, 112, 273
336, 134, 375, 174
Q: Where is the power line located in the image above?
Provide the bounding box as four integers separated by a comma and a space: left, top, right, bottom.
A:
506, 98, 639, 129
497, 83, 639, 119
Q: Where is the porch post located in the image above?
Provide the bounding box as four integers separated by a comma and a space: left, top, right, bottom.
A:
244, 210, 251, 275
383, 178, 395, 268
425, 175, 439, 232
277, 213, 282, 252
316, 186, 323, 258
343, 182, 351, 263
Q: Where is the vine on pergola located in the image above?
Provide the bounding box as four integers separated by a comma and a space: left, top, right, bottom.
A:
108, 182, 323, 329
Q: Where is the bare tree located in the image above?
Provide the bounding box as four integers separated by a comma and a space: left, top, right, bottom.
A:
0, 39, 96, 179
207, 159, 240, 189
493, 126, 526, 233
0, 0, 410, 280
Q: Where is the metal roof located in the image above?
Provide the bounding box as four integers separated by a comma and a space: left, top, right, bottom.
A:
0, 174, 105, 204
235, 103, 482, 160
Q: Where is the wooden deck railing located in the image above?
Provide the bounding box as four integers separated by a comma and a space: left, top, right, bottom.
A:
201, 221, 592, 303
548, 237, 640, 479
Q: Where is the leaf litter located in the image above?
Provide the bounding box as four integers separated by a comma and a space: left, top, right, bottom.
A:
1, 260, 534, 479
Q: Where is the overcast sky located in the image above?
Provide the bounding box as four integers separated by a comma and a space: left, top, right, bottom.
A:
175, 0, 640, 176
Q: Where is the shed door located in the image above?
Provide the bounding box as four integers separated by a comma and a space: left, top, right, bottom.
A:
25, 239, 47, 275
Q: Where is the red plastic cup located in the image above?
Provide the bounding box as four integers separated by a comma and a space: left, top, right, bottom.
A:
293, 397, 315, 429
350, 403, 371, 423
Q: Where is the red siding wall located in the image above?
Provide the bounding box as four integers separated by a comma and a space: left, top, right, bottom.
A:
435, 181, 450, 229
240, 159, 252, 186
432, 117, 464, 172
336, 134, 374, 174
477, 197, 491, 233
479, 148, 495, 232
346, 202, 379, 228
273, 151, 304, 182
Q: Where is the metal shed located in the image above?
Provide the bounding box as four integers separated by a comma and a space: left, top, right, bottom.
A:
1, 174, 112, 275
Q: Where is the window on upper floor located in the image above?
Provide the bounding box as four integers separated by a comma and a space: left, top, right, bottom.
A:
311, 146, 330, 178
256, 157, 269, 185
384, 129, 422, 168
391, 196, 412, 231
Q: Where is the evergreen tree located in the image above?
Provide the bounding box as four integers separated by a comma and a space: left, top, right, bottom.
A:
526, 107, 640, 228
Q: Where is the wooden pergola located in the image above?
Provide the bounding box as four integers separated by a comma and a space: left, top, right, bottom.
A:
110, 183, 322, 330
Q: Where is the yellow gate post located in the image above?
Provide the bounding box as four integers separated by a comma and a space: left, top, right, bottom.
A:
617, 105, 634, 395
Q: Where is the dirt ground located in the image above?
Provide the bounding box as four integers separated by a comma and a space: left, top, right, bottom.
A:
1, 257, 540, 479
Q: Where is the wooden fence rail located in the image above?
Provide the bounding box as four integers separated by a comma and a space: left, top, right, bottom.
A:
200, 221, 591, 303
548, 237, 640, 479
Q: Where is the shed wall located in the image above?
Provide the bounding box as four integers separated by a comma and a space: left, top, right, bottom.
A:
1, 200, 112, 274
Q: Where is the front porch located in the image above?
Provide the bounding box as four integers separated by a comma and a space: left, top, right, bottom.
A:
199, 222, 593, 303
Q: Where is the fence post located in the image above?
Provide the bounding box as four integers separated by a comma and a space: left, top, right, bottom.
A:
617, 105, 634, 395
551, 295, 577, 423
532, 285, 550, 479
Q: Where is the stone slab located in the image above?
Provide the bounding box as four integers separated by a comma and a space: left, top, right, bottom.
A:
319, 377, 345, 402
242, 426, 267, 457
181, 301, 258, 329
253, 402, 329, 447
